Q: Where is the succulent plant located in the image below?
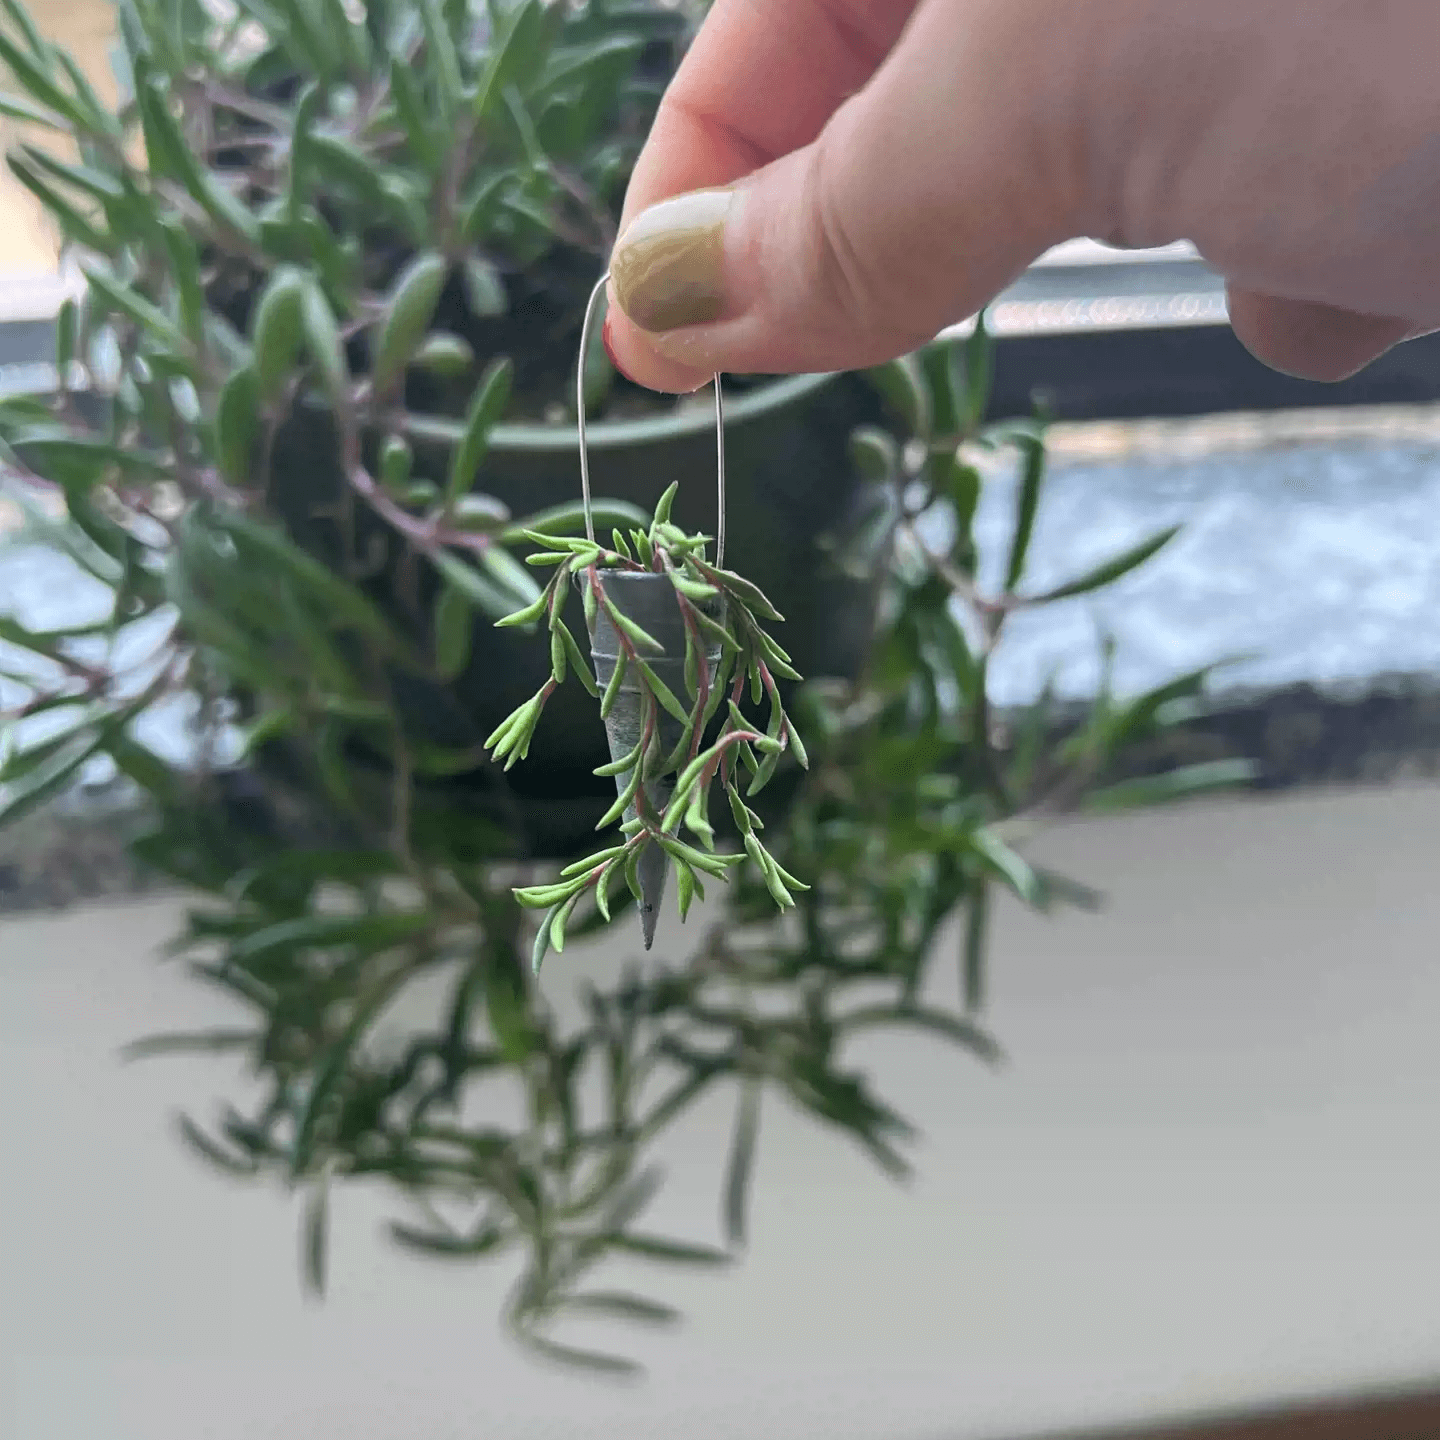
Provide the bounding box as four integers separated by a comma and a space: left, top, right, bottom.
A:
489, 481, 810, 957
0, 0, 1251, 1378
0, 0, 708, 841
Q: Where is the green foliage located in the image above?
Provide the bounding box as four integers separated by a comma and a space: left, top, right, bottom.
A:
487, 482, 808, 960
0, 0, 1250, 1381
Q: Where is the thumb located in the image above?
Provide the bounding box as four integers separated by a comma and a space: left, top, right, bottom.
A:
605, 1, 1082, 393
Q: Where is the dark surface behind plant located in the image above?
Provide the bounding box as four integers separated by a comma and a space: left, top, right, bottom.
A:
0, 0, 1250, 1375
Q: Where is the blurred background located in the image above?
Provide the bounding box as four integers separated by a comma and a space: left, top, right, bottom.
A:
2, 3, 1439, 1439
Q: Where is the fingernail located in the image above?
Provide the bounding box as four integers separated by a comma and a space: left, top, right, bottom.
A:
610, 187, 735, 334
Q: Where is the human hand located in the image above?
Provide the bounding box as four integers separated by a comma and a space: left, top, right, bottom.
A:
603, 0, 1440, 393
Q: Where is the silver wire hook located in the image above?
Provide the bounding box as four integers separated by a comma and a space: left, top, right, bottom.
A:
577, 273, 726, 568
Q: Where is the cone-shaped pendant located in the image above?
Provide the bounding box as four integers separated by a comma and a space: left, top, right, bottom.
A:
589, 570, 721, 950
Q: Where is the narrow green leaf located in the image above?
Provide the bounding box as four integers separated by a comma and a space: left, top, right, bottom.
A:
623, 843, 644, 902
447, 357, 514, 505
432, 549, 516, 621
493, 588, 549, 630
867, 351, 931, 440
556, 620, 598, 697
461, 252, 508, 314
174, 1112, 258, 1177
683, 782, 715, 850
1083, 759, 1258, 812
0, 30, 87, 131
474, 0, 549, 119
599, 648, 628, 720
961, 309, 993, 430
259, 0, 330, 72
848, 426, 900, 484
302, 1174, 329, 1297
842, 1004, 1005, 1067
0, 731, 102, 828
560, 844, 627, 878
671, 575, 719, 605
484, 694, 540, 754
1003, 431, 1046, 593
83, 264, 191, 350
675, 861, 696, 920
228, 911, 433, 966
548, 893, 579, 955
434, 582, 473, 680
251, 267, 306, 405
744, 833, 791, 905
1098, 664, 1216, 756
0, 0, 51, 63
651, 480, 679, 529
636, 661, 688, 724
478, 542, 544, 612
1028, 525, 1182, 603
284, 81, 323, 220
608, 1233, 730, 1268
593, 861, 618, 922
515, 1331, 639, 1378
596, 765, 643, 831
193, 165, 263, 247
388, 57, 440, 171
548, 618, 568, 684
389, 1220, 505, 1258
412, 332, 474, 378
693, 562, 784, 622
306, 132, 388, 211
561, 1291, 680, 1326
16, 144, 124, 205
120, 1029, 255, 1063
967, 828, 1041, 907
785, 720, 809, 770
300, 279, 350, 409
219, 515, 401, 651
52, 47, 112, 135
418, 0, 461, 115
214, 365, 259, 485
963, 880, 989, 1015
451, 494, 511, 531
0, 87, 66, 127
514, 880, 584, 909
604, 600, 663, 655
723, 1079, 761, 1248
532, 897, 560, 973
131, 66, 189, 178
372, 251, 448, 398
292, 965, 411, 1177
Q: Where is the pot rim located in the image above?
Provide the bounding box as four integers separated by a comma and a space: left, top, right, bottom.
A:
407, 371, 839, 454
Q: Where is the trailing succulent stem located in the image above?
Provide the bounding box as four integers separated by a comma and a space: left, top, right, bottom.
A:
484, 481, 809, 963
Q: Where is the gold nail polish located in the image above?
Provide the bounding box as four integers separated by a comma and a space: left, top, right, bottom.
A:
610, 188, 734, 333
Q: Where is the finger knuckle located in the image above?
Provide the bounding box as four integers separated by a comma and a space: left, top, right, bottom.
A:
804, 133, 895, 341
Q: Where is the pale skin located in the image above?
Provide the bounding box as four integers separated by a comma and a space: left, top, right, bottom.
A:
603, 0, 1440, 394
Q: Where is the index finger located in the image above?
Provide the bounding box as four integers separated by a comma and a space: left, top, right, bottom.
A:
618, 0, 920, 232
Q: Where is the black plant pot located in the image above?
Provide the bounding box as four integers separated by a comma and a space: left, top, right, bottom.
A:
266, 371, 879, 858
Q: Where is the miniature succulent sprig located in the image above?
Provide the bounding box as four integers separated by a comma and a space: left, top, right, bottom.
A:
483, 481, 809, 964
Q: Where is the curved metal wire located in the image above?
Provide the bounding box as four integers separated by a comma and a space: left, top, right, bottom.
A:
577, 272, 726, 567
